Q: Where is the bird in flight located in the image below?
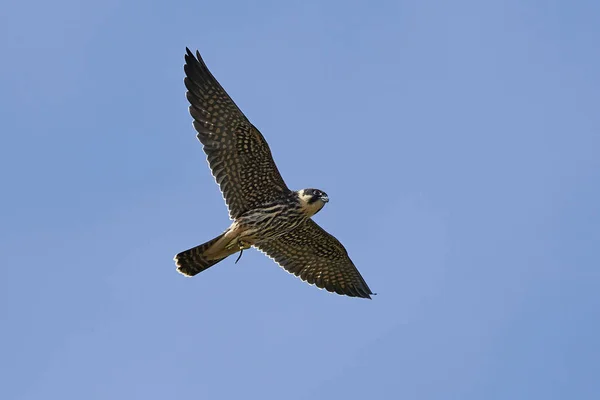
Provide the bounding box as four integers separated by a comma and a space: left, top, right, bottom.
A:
174, 48, 374, 299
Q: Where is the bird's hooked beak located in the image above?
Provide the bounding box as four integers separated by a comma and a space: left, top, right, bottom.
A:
320, 194, 329, 203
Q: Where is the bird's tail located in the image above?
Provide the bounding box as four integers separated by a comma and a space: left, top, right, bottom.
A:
175, 233, 231, 277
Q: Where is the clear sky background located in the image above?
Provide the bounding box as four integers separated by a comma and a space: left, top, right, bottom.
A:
1, 0, 599, 399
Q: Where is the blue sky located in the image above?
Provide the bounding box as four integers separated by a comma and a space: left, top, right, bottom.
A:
1, 0, 599, 398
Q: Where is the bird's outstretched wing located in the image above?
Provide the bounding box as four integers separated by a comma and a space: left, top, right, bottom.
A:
256, 219, 373, 299
184, 48, 290, 219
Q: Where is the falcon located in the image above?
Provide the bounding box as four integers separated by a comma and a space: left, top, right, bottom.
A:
174, 48, 374, 299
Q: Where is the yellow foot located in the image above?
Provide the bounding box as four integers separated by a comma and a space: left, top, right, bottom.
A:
235, 240, 251, 264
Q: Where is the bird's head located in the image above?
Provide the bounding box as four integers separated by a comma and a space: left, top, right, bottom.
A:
298, 188, 329, 217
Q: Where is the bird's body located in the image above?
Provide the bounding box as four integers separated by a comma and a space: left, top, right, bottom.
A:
203, 191, 314, 259
233, 192, 309, 244
174, 48, 374, 299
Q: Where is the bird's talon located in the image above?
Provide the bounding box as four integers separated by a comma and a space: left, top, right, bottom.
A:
235, 249, 244, 264
235, 240, 249, 264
